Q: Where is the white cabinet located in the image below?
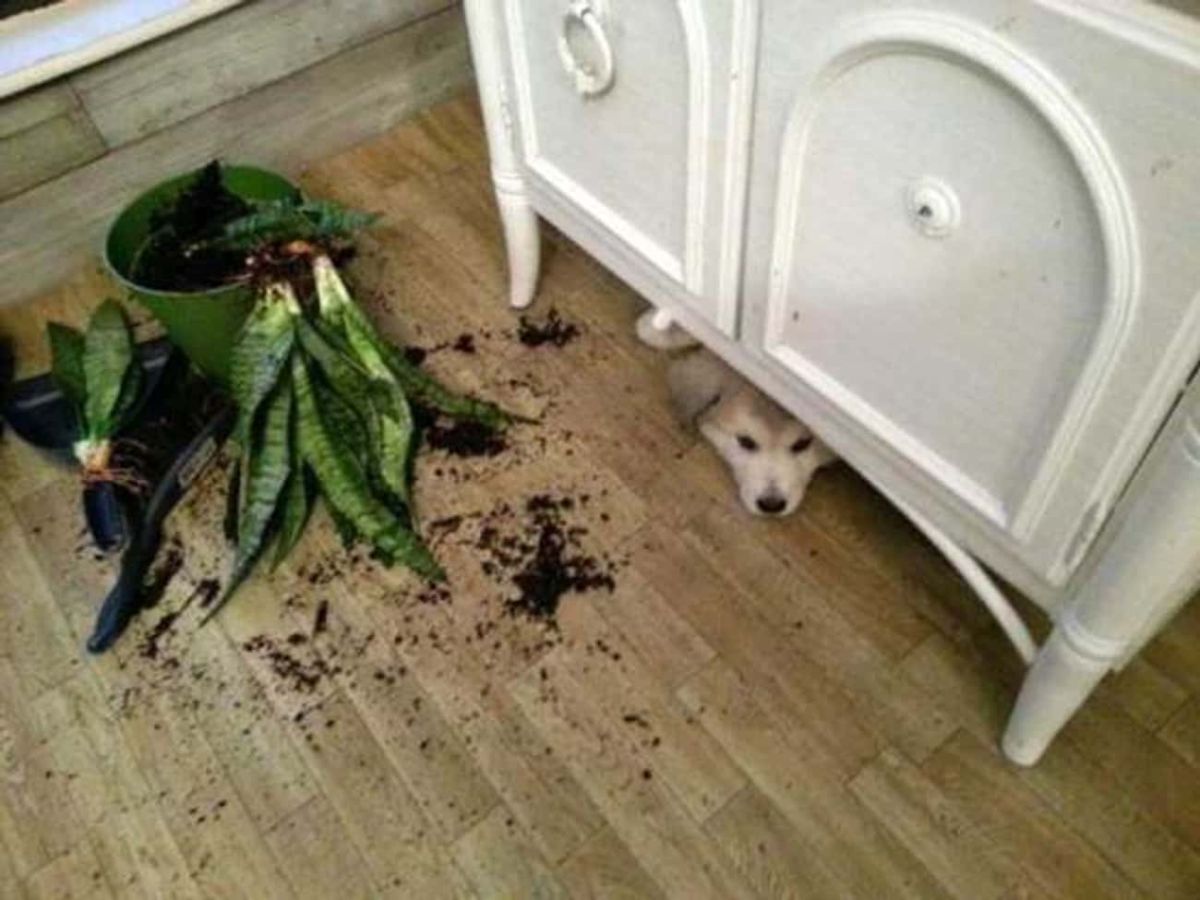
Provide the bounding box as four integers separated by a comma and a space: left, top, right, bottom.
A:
744, 0, 1200, 588
465, 0, 1200, 764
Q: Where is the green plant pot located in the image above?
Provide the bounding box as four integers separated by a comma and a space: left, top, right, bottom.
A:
105, 165, 300, 383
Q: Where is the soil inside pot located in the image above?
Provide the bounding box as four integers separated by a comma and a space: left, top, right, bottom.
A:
131, 162, 253, 292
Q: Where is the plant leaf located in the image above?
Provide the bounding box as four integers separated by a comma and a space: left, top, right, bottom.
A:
292, 352, 442, 579
312, 255, 365, 343
47, 322, 86, 408
309, 365, 372, 461
300, 200, 378, 239
372, 404, 413, 504
224, 460, 241, 545
297, 317, 412, 502
110, 354, 144, 433
271, 445, 311, 570
83, 300, 134, 438
219, 200, 310, 249
312, 258, 510, 429
223, 372, 294, 603
386, 347, 511, 430
295, 317, 375, 409
296, 318, 384, 459
217, 198, 377, 251
309, 263, 511, 431
229, 283, 296, 446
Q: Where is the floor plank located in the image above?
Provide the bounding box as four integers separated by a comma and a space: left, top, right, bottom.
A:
555, 827, 666, 900
677, 658, 951, 900
849, 747, 1042, 900
922, 731, 1143, 900
263, 795, 377, 900
703, 786, 851, 900
24, 838, 114, 900
510, 649, 756, 900
452, 805, 568, 900
1161, 696, 1200, 767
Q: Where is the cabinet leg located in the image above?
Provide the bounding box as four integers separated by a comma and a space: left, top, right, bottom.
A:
1001, 616, 1113, 765
464, 0, 541, 310
1003, 390, 1200, 765
495, 175, 540, 310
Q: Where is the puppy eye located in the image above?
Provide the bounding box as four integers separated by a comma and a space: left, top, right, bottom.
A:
790, 437, 813, 454
736, 434, 759, 452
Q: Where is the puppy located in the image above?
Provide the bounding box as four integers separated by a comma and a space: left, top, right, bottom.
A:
637, 310, 836, 517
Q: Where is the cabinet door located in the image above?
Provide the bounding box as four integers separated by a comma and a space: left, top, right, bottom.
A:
501, 0, 752, 333
744, 1, 1200, 584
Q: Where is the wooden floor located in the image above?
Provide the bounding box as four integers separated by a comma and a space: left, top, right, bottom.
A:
2, 93, 1200, 900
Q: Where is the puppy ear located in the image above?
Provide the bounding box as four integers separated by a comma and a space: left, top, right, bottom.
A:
811, 438, 838, 468
667, 353, 728, 424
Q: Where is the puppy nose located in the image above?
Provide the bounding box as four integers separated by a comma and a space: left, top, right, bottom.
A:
756, 495, 787, 515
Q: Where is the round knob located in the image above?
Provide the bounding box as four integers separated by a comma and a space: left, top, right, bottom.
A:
906, 178, 961, 238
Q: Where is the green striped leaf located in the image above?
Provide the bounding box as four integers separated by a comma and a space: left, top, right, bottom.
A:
313, 254, 355, 323
313, 255, 400, 382
300, 200, 378, 241
218, 198, 378, 251
295, 317, 376, 412
110, 354, 144, 433
271, 454, 311, 570
311, 371, 371, 461
270, 410, 312, 571
340, 308, 393, 379
47, 322, 86, 408
386, 347, 512, 430
224, 460, 242, 544
373, 405, 413, 504
314, 298, 510, 431
225, 372, 294, 601
230, 283, 296, 446
292, 352, 442, 580
317, 259, 510, 427
341, 315, 416, 503
298, 312, 413, 503
82, 300, 134, 438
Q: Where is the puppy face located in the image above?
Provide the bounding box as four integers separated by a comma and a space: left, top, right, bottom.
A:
699, 386, 833, 517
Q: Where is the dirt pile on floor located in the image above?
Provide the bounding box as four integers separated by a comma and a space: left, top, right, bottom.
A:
473, 493, 620, 626
517, 309, 581, 348
423, 416, 508, 458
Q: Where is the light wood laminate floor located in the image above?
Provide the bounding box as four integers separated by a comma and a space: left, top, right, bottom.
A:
1, 93, 1198, 899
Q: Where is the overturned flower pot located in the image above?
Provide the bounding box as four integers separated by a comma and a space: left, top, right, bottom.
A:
105, 163, 301, 382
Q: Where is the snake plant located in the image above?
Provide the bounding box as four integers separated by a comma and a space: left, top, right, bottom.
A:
200, 191, 511, 617
47, 299, 142, 478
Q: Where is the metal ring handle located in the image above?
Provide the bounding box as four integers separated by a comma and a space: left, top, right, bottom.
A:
558, 0, 615, 98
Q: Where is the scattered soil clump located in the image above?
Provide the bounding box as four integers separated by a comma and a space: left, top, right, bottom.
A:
241, 635, 340, 693
138, 608, 182, 662
402, 332, 482, 364
474, 494, 619, 626
517, 309, 581, 348
192, 578, 222, 609
424, 417, 508, 458
312, 600, 330, 636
